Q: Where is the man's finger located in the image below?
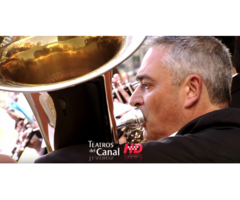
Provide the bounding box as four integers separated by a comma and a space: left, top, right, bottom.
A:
112, 77, 118, 88
113, 73, 122, 87
113, 73, 121, 81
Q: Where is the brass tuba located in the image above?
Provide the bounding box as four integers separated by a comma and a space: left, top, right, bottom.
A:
0, 36, 146, 153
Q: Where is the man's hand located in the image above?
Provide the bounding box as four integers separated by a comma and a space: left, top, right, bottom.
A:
27, 135, 42, 153
18, 125, 42, 154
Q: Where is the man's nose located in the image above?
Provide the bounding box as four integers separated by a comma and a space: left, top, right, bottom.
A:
129, 87, 143, 107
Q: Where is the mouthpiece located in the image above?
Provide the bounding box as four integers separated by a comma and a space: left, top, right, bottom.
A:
116, 108, 145, 129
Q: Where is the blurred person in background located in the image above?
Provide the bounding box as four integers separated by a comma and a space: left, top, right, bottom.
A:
3, 92, 47, 160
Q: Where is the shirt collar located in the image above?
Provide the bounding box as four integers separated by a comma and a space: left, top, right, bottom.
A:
232, 73, 238, 78
169, 131, 178, 137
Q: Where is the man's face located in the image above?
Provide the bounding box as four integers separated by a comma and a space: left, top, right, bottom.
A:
129, 47, 183, 141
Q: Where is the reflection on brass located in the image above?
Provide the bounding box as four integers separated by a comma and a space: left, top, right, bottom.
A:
117, 108, 146, 143
0, 36, 123, 85
121, 127, 146, 143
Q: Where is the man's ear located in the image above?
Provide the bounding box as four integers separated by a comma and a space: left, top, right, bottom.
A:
184, 74, 202, 108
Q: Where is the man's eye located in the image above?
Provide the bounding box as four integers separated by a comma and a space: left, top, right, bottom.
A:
142, 83, 150, 89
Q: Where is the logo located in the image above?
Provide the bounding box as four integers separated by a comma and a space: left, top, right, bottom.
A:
123, 143, 143, 162
123, 143, 143, 154
88, 140, 120, 162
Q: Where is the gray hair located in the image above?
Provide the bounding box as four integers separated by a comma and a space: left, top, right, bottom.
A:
145, 36, 232, 105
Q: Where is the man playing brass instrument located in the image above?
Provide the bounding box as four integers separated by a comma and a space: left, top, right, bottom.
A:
36, 36, 240, 163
